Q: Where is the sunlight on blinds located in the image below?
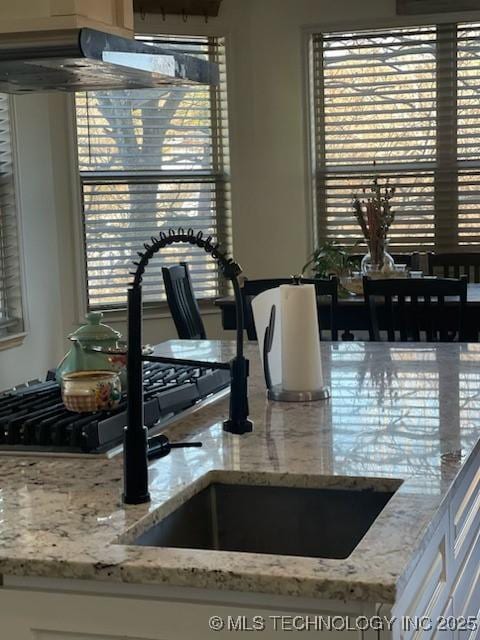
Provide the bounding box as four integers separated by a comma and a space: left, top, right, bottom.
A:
313, 27, 437, 251
75, 36, 230, 310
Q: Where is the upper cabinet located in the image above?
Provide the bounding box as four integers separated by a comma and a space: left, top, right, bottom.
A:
0, 0, 134, 36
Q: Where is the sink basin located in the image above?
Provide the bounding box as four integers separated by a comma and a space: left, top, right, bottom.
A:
132, 479, 399, 559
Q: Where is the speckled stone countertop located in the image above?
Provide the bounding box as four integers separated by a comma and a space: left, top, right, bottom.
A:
0, 341, 479, 604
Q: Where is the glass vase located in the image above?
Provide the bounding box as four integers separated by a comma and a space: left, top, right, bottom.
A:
361, 240, 394, 276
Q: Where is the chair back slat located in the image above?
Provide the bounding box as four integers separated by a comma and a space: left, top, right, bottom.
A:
438, 294, 448, 341
394, 294, 408, 342
424, 294, 434, 341
368, 294, 380, 341
411, 294, 420, 341
162, 262, 207, 340
397, 294, 408, 341
363, 276, 467, 343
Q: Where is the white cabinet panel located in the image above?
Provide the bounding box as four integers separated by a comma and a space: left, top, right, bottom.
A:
432, 598, 454, 640
451, 524, 480, 640
394, 512, 450, 640
450, 461, 480, 569
0, 588, 364, 640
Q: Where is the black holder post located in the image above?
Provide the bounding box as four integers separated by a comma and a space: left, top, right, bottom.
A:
223, 273, 252, 435
123, 286, 150, 504
123, 228, 253, 505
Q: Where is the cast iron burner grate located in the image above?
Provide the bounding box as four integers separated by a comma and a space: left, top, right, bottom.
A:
0, 362, 230, 455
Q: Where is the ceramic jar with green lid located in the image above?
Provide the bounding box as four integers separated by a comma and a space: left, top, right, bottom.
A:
69, 311, 120, 345
56, 312, 126, 386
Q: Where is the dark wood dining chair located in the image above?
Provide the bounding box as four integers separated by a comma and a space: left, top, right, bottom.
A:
162, 262, 207, 340
242, 277, 339, 341
363, 276, 467, 342
427, 252, 480, 282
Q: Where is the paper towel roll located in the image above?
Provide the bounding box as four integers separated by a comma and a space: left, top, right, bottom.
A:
280, 284, 323, 392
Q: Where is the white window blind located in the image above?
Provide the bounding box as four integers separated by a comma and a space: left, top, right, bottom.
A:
458, 23, 480, 246
311, 23, 480, 253
75, 35, 231, 310
0, 94, 23, 338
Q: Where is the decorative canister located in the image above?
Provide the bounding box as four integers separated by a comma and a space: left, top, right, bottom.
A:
61, 371, 122, 413
56, 312, 126, 386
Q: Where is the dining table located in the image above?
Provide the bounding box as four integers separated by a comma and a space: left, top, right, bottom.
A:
215, 282, 480, 341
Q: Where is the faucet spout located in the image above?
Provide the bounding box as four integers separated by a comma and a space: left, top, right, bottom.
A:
122, 229, 252, 505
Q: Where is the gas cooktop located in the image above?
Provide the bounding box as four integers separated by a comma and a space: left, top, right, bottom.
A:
0, 362, 230, 456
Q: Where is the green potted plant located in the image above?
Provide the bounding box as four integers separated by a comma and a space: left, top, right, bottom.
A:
302, 241, 361, 296
302, 241, 358, 278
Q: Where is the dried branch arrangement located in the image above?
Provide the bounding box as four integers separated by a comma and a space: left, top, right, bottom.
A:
352, 173, 396, 268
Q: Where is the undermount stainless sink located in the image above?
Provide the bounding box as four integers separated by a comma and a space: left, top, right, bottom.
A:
132, 479, 400, 559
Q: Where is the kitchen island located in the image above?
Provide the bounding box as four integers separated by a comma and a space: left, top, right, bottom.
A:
0, 341, 479, 639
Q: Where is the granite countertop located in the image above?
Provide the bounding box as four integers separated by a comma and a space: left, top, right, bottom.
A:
0, 340, 479, 604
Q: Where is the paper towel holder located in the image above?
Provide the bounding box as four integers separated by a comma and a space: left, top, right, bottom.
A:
263, 303, 330, 403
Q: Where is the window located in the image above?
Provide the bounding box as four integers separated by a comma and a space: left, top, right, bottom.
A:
310, 23, 480, 252
0, 94, 23, 341
75, 35, 230, 310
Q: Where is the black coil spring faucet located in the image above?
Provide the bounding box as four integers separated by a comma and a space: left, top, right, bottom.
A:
123, 228, 253, 505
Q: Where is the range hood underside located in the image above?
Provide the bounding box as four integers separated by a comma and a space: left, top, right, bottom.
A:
0, 57, 201, 92
0, 29, 218, 93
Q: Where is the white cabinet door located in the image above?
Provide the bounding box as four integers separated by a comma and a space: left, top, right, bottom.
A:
0, 587, 365, 640
432, 598, 454, 640
392, 511, 450, 640
451, 525, 480, 640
